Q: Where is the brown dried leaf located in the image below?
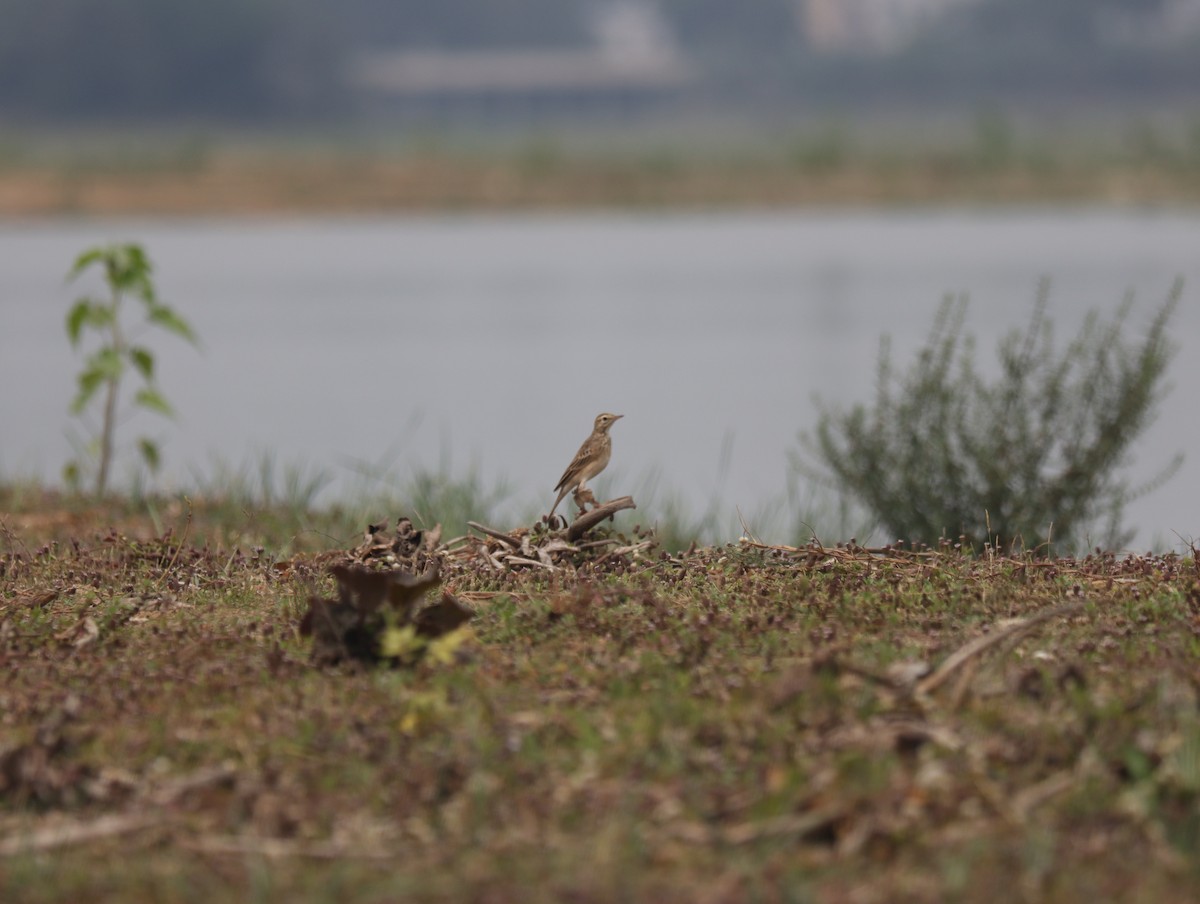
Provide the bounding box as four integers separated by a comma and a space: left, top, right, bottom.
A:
330, 564, 441, 620
415, 592, 473, 639
13, 590, 59, 609
301, 562, 453, 667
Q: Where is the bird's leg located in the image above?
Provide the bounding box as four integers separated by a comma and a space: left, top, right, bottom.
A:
573, 484, 598, 512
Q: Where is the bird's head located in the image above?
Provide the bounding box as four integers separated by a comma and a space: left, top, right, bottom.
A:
594, 412, 623, 433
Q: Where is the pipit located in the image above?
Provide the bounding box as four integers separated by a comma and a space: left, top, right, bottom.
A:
549, 412, 623, 518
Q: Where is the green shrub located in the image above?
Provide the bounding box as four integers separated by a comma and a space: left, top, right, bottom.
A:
798, 280, 1183, 552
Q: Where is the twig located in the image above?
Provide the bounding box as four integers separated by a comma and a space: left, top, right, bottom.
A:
739, 539, 943, 562
735, 507, 761, 544
0, 516, 33, 559
180, 835, 395, 860
670, 805, 845, 846
467, 521, 521, 549
1011, 771, 1077, 823
793, 519, 824, 549
564, 496, 636, 543
0, 812, 168, 857
576, 539, 619, 550
504, 556, 556, 571
154, 496, 193, 591
916, 600, 1088, 697
599, 540, 654, 566
142, 762, 238, 806
454, 590, 526, 602
0, 763, 238, 858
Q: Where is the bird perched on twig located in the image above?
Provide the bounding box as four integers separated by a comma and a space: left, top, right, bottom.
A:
549, 412, 623, 519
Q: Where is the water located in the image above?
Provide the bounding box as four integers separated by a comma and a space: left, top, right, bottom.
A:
2, 208, 1197, 548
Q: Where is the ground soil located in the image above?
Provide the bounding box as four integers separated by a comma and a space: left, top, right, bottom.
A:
2, 494, 1199, 902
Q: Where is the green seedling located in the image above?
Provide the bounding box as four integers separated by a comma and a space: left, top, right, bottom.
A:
64, 242, 197, 496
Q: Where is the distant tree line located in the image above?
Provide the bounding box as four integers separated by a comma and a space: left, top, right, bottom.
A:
0, 0, 1196, 121
891, 0, 1200, 104
0, 0, 342, 119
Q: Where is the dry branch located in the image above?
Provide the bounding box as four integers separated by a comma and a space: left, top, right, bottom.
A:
916, 600, 1089, 697
670, 805, 845, 847
459, 497, 637, 573
0, 764, 237, 858
565, 496, 635, 542
504, 555, 556, 571
181, 834, 395, 861
467, 521, 522, 549
1011, 771, 1077, 823
0, 812, 167, 857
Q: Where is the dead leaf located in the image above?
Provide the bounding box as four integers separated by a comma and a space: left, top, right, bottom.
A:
13, 590, 59, 609
300, 559, 467, 667
330, 563, 440, 620
415, 592, 473, 639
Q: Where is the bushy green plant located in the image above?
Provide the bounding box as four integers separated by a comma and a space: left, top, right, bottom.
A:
64, 243, 197, 497
798, 281, 1183, 552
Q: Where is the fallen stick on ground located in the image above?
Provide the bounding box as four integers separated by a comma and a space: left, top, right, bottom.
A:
0, 763, 238, 858
916, 599, 1089, 697
180, 835, 395, 861
0, 812, 167, 857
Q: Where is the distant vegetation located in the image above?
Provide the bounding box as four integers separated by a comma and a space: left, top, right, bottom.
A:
0, 0, 341, 119
0, 0, 1197, 121
899, 0, 1200, 102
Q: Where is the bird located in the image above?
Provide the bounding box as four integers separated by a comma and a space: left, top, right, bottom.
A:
549, 412, 623, 519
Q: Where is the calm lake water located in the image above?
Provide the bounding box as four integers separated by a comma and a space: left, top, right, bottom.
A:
2, 209, 1197, 548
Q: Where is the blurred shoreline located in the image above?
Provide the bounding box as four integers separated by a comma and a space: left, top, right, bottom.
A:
2, 152, 1199, 216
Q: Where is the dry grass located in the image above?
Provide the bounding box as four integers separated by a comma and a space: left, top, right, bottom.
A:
2, 491, 1200, 903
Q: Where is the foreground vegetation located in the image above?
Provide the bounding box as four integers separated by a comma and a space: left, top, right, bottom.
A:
2, 488, 1198, 902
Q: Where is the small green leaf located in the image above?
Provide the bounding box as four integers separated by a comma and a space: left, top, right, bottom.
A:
138, 438, 161, 472
68, 247, 106, 279
380, 625, 426, 662
134, 281, 158, 305
63, 460, 81, 491
124, 244, 150, 274
72, 368, 107, 412
65, 299, 115, 345
129, 346, 154, 380
91, 347, 124, 379
105, 245, 152, 292
147, 305, 197, 344
426, 626, 472, 666
89, 305, 114, 330
66, 300, 91, 346
134, 387, 174, 418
